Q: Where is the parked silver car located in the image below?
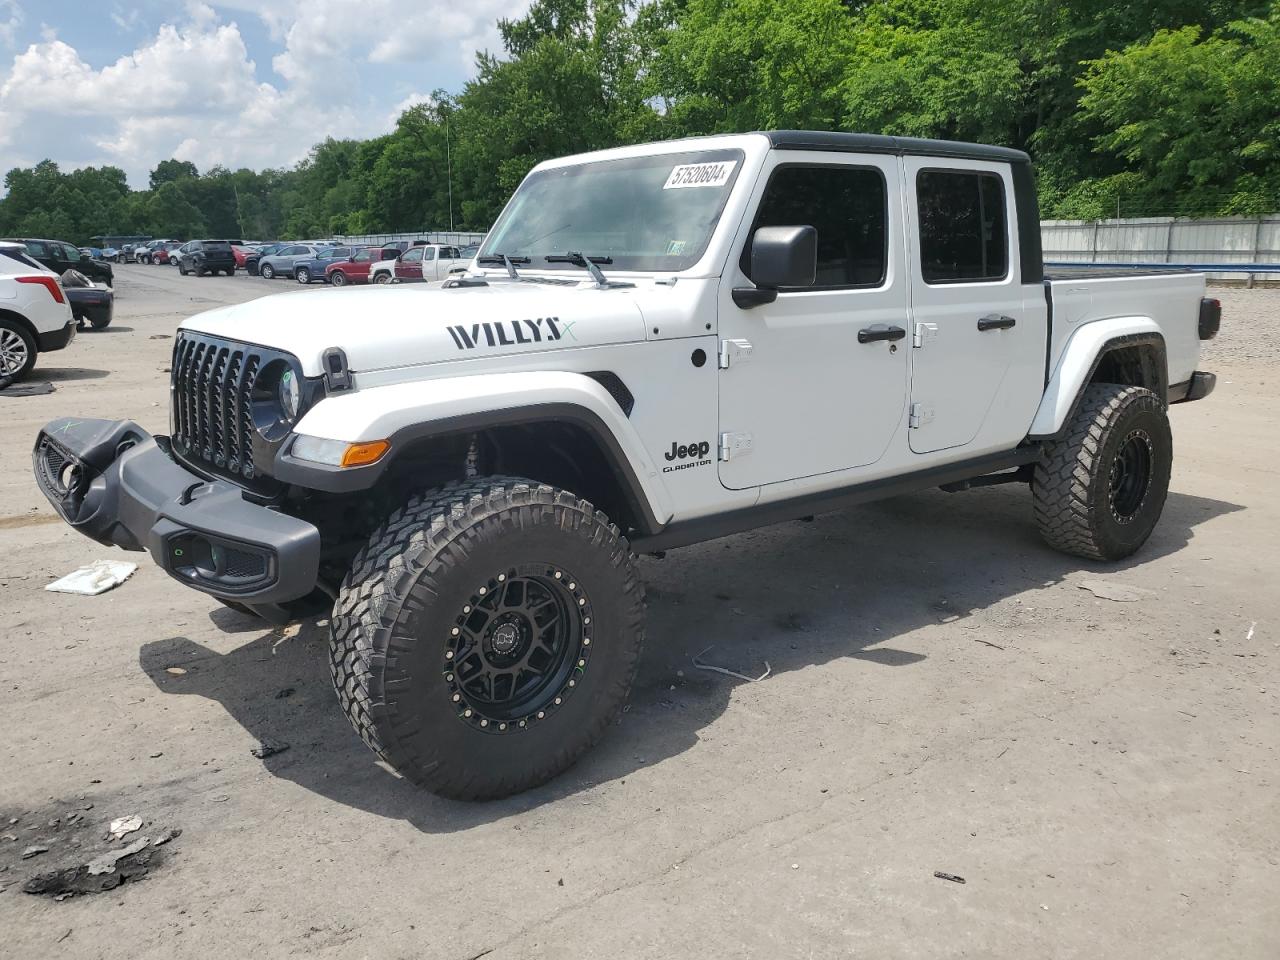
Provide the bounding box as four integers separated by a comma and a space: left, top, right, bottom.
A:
257, 244, 318, 280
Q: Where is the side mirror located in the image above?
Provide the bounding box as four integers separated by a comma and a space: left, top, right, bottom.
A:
733, 225, 816, 308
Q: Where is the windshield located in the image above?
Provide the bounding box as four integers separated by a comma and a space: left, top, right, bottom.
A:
480, 148, 744, 272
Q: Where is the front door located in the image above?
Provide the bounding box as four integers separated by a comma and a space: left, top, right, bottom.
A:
717, 153, 909, 490
396, 247, 424, 281
902, 159, 1047, 455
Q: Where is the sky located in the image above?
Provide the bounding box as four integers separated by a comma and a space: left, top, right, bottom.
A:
0, 0, 530, 188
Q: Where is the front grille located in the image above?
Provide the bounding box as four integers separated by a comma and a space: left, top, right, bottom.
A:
170, 331, 300, 489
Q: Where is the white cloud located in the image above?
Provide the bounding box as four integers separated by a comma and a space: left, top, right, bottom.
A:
0, 0, 21, 49
0, 2, 530, 186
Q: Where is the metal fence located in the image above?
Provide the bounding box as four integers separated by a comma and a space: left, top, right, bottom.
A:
1042, 215, 1280, 284
332, 230, 487, 247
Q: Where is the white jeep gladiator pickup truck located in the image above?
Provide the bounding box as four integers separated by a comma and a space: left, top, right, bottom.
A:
369, 243, 465, 284
33, 132, 1219, 799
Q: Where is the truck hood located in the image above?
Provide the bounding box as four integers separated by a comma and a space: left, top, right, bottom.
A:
179, 281, 649, 376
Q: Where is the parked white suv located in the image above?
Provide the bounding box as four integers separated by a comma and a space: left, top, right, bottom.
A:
0, 241, 76, 384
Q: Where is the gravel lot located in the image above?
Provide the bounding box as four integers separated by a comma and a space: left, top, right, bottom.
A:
1, 267, 1276, 958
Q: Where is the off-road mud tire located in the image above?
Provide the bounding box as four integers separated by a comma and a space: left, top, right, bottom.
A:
330, 476, 645, 800
1033, 383, 1171, 560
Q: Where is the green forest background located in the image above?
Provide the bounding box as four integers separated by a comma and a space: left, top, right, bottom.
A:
2, 0, 1278, 244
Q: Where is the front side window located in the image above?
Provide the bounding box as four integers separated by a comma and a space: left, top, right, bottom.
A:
481, 148, 745, 272
401, 248, 424, 262
916, 170, 1007, 283
352, 251, 370, 262
744, 164, 888, 288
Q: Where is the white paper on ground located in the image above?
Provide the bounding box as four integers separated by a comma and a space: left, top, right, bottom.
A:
45, 559, 138, 596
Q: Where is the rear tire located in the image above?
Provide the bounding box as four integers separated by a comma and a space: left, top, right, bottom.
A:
295, 267, 310, 284
1033, 383, 1171, 561
330, 270, 348, 286
0, 319, 37, 383
330, 477, 645, 800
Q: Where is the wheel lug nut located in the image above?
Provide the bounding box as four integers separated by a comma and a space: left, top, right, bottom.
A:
480, 718, 488, 727
568, 680, 575, 687
497, 574, 506, 582
452, 693, 461, 702
446, 650, 454, 659
554, 697, 562, 704
554, 571, 562, 579
578, 598, 585, 606
446, 673, 454, 681
451, 627, 460, 636
499, 723, 507, 730
577, 659, 585, 667
583, 617, 591, 625
464, 709, 473, 717
479, 586, 487, 595
568, 582, 576, 590
583, 638, 591, 646
463, 605, 471, 613
537, 711, 545, 719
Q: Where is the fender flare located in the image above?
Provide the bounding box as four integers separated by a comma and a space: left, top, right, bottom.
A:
1028, 317, 1166, 438
274, 371, 674, 534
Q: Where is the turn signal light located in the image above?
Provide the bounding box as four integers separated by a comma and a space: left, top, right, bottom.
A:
340, 440, 391, 467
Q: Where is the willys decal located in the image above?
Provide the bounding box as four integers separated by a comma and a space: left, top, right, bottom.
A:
447, 317, 575, 350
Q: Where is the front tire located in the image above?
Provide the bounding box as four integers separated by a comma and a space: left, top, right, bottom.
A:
260, 263, 275, 280
330, 477, 645, 800
1033, 383, 1171, 560
373, 271, 391, 284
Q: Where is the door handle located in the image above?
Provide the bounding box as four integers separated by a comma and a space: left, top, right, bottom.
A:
857, 324, 907, 344
978, 314, 1017, 331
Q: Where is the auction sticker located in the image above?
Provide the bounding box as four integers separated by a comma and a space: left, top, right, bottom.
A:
663, 160, 738, 189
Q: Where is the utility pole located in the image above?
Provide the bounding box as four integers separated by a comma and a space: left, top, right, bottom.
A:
445, 112, 454, 232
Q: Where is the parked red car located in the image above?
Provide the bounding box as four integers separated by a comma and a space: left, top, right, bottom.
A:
231, 245, 254, 269
153, 242, 182, 265
324, 247, 380, 286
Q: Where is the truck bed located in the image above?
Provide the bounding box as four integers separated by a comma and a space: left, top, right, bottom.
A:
1045, 270, 1205, 393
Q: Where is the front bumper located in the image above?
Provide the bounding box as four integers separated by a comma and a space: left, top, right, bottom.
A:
33, 418, 320, 606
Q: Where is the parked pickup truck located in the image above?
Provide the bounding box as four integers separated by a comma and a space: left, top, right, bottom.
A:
32, 131, 1218, 800
369, 243, 464, 284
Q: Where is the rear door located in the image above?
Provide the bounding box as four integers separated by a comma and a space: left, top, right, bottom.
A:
717, 152, 910, 490
902, 160, 1047, 455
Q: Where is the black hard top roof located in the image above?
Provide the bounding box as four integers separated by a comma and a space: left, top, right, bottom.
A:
762, 130, 1030, 164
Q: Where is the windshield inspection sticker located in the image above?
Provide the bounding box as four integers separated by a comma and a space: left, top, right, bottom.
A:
663, 160, 737, 190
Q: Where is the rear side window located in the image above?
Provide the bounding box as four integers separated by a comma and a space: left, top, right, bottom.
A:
205, 241, 231, 251
916, 171, 1007, 283
745, 165, 887, 288
1, 248, 47, 272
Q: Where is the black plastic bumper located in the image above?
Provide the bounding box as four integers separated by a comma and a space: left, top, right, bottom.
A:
1170, 371, 1216, 403
33, 418, 320, 605
36, 318, 77, 351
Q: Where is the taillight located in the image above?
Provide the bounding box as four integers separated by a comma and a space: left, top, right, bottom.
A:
16, 275, 66, 304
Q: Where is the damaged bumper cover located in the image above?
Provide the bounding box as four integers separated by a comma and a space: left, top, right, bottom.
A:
32, 418, 320, 605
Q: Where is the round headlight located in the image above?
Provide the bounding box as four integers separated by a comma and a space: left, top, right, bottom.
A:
279, 368, 300, 421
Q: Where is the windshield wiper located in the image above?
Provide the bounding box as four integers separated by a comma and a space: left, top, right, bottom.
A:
544, 252, 632, 288
476, 254, 530, 279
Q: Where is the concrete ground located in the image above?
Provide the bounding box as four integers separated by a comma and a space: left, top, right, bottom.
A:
0, 266, 1276, 958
